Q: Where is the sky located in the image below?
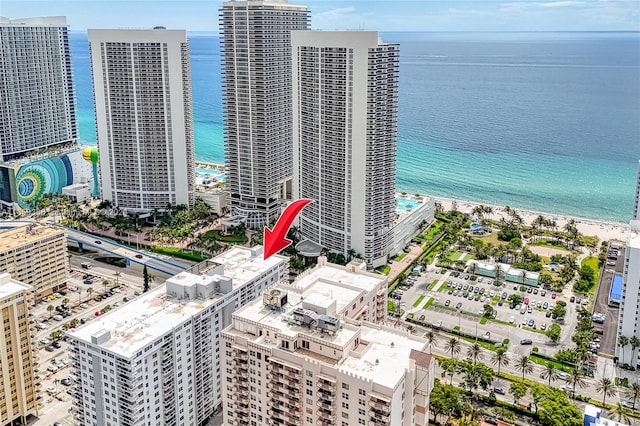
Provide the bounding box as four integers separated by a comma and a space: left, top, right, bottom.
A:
1, 0, 639, 32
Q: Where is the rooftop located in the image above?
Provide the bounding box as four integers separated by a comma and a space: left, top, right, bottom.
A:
291, 258, 385, 297
0, 273, 32, 299
339, 326, 427, 389
0, 223, 65, 251
66, 284, 222, 358
207, 246, 287, 286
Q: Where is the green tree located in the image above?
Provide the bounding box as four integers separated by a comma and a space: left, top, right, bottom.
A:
439, 358, 457, 385
552, 304, 566, 319
540, 362, 560, 387
630, 336, 640, 363
596, 377, 617, 408
86, 287, 93, 302
424, 331, 438, 354
619, 335, 630, 365
625, 381, 640, 410
466, 343, 482, 364
546, 324, 562, 343
429, 381, 462, 425
567, 369, 587, 399
113, 271, 121, 287
610, 402, 632, 424
490, 348, 509, 375
509, 381, 528, 404
143, 264, 150, 293
537, 387, 583, 426
445, 337, 461, 359
515, 355, 534, 381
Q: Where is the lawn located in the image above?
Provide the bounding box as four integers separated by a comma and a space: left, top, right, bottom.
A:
423, 297, 434, 309
582, 256, 600, 277
150, 246, 210, 262
529, 353, 572, 372
202, 229, 247, 243
413, 295, 425, 307
394, 252, 408, 262
388, 300, 396, 311
427, 279, 439, 290
473, 232, 508, 246
446, 251, 464, 261
462, 253, 475, 261
378, 265, 391, 275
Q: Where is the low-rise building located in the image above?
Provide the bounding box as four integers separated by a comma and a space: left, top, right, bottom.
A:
66, 246, 287, 426
0, 222, 68, 301
390, 195, 435, 257
221, 257, 434, 426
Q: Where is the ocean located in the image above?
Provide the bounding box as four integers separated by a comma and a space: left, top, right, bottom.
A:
70, 31, 640, 224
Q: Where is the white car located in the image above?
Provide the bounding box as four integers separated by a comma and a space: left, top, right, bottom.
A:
53, 315, 63, 321
36, 323, 48, 330
39, 338, 51, 345
47, 364, 59, 372
46, 386, 57, 393
79, 303, 89, 309
111, 288, 121, 293
61, 358, 71, 366
509, 316, 515, 324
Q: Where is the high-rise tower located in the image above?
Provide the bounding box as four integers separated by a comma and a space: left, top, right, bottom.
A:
0, 16, 77, 162
634, 160, 639, 220
292, 31, 399, 269
88, 28, 194, 211
220, 0, 310, 228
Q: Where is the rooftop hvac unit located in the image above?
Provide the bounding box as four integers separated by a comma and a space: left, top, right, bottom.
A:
263, 289, 288, 310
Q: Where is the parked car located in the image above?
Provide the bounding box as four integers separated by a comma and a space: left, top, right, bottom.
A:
61, 378, 72, 386
53, 315, 63, 321
419, 314, 425, 321
455, 302, 462, 309
47, 364, 59, 372
541, 323, 547, 331
570, 296, 576, 303
493, 387, 506, 395
52, 341, 62, 349
520, 339, 533, 345
44, 345, 55, 352
528, 319, 535, 327
36, 323, 48, 330
509, 316, 515, 324
445, 299, 451, 307
551, 293, 556, 299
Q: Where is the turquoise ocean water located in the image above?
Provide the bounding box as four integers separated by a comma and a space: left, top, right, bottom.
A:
70, 31, 640, 223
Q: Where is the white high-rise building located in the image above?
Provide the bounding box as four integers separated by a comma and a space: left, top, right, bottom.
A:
88, 28, 194, 211
221, 257, 433, 426
617, 220, 640, 367
0, 16, 77, 162
292, 31, 399, 269
220, 0, 310, 228
66, 246, 287, 426
634, 160, 639, 220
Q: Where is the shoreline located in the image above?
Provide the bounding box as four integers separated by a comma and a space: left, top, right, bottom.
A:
432, 195, 629, 243
194, 161, 630, 242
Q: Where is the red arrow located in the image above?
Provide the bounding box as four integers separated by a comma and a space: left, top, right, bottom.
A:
263, 199, 313, 260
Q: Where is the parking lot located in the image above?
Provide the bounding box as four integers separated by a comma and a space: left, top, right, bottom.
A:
393, 267, 582, 354
30, 265, 146, 426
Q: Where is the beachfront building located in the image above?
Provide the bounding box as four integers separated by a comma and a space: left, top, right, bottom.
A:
584, 404, 629, 426
88, 28, 195, 212
220, 0, 310, 229
292, 31, 399, 269
0, 223, 68, 302
66, 246, 288, 426
616, 220, 640, 367
0, 16, 77, 162
221, 257, 433, 426
390, 195, 435, 257
0, 274, 38, 426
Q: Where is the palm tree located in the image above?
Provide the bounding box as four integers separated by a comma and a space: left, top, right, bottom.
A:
515, 355, 533, 381
610, 402, 631, 424
619, 335, 630, 365
596, 377, 617, 408
424, 331, 438, 354
625, 381, 640, 410
568, 369, 587, 399
467, 343, 482, 364
86, 287, 93, 302
47, 304, 54, 319
445, 337, 461, 359
490, 348, 509, 375
631, 336, 640, 363
540, 363, 560, 387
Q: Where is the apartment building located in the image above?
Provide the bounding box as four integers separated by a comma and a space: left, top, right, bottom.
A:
0, 223, 68, 302
220, 0, 310, 228
221, 257, 434, 426
292, 31, 399, 269
0, 273, 38, 426
0, 16, 77, 162
616, 220, 640, 366
66, 246, 287, 426
634, 160, 639, 220
88, 28, 194, 211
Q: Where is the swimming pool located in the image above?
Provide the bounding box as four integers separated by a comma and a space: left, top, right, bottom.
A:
610, 274, 623, 303
396, 197, 420, 211
470, 223, 484, 231
196, 167, 226, 180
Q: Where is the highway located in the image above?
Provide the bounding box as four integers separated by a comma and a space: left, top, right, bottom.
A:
0, 219, 191, 276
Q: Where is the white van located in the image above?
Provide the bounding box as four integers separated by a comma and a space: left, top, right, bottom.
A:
520, 305, 527, 314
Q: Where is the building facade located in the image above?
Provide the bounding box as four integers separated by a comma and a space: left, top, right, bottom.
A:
292, 31, 399, 269
634, 160, 639, 220
0, 273, 37, 426
616, 220, 640, 367
66, 246, 287, 426
88, 28, 194, 212
220, 0, 310, 229
0, 223, 68, 302
390, 195, 435, 257
0, 16, 77, 162
221, 258, 433, 426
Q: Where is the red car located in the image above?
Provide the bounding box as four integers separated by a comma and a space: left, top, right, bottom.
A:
95, 311, 102, 316
551, 293, 556, 299
523, 298, 529, 305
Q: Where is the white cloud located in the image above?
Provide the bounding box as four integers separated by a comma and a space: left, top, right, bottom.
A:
539, 1, 586, 8
315, 7, 356, 18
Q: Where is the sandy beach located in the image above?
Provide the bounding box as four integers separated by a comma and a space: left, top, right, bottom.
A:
435, 196, 630, 244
